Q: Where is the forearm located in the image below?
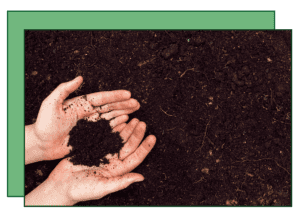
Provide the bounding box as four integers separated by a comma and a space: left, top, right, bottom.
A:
25, 124, 44, 165
25, 180, 77, 206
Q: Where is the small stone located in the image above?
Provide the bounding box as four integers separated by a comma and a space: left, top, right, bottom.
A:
201, 168, 209, 174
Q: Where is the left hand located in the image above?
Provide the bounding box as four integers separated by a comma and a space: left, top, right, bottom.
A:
25, 119, 156, 206
32, 76, 140, 161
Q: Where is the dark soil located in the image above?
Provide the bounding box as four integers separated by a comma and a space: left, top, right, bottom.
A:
66, 118, 124, 167
25, 30, 291, 206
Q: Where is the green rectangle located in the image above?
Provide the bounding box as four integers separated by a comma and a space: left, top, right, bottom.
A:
8, 11, 275, 197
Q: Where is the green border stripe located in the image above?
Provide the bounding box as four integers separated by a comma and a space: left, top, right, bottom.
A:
9, 11, 275, 30
7, 11, 275, 197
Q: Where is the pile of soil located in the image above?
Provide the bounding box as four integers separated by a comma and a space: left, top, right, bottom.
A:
25, 30, 291, 206
66, 118, 124, 167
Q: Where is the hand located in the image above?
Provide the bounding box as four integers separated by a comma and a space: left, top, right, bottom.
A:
32, 76, 140, 161
25, 119, 156, 206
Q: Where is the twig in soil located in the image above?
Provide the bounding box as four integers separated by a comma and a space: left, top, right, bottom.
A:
232, 158, 291, 175
193, 177, 204, 184
86, 46, 98, 68
85, 32, 99, 68
166, 127, 185, 133
180, 68, 195, 78
87, 59, 98, 68
159, 106, 175, 117
272, 117, 290, 125
270, 88, 279, 107
195, 118, 211, 153
207, 137, 214, 145
165, 30, 172, 38
137, 57, 156, 68
166, 127, 177, 131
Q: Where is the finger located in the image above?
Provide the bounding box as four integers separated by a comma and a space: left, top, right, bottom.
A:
109, 115, 129, 128
83, 112, 101, 122
83, 113, 127, 127
86, 90, 131, 107
62, 92, 136, 121
119, 118, 140, 143
52, 76, 83, 105
119, 135, 156, 174
100, 104, 140, 120
112, 123, 127, 133
63, 95, 99, 120
97, 98, 139, 114
119, 121, 146, 160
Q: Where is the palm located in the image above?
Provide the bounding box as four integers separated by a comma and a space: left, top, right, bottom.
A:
32, 76, 140, 160
47, 118, 156, 203
35, 98, 76, 149
51, 158, 124, 202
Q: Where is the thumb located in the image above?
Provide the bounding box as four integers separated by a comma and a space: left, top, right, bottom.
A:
52, 76, 83, 105
102, 173, 144, 196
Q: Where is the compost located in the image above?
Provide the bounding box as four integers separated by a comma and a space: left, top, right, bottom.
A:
25, 30, 291, 206
66, 117, 124, 167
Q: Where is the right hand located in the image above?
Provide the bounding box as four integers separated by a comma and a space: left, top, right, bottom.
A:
32, 76, 140, 161
44, 118, 156, 204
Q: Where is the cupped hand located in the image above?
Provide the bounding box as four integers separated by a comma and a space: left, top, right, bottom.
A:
45, 119, 156, 204
32, 76, 140, 161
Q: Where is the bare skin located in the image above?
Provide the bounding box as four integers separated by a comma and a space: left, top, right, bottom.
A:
25, 76, 140, 164
25, 119, 156, 206
25, 76, 156, 206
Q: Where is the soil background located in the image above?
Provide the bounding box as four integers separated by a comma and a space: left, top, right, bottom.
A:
25, 30, 291, 206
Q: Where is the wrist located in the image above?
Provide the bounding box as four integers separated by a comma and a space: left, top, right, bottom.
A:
25, 123, 44, 164
25, 179, 77, 206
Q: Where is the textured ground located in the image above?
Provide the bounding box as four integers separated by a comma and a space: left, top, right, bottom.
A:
25, 30, 291, 206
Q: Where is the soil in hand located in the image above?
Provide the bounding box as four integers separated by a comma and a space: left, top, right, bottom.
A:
66, 117, 124, 167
